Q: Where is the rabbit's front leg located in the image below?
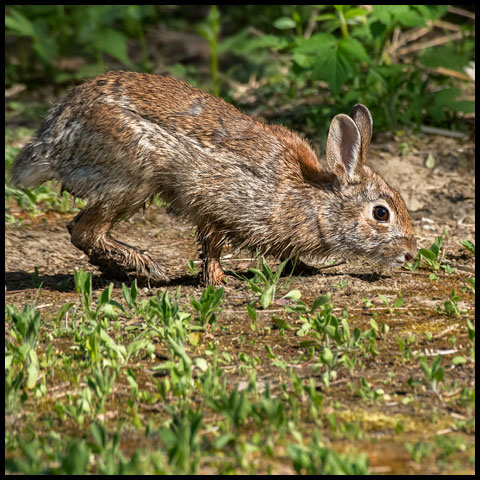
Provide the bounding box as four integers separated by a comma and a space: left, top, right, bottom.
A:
198, 230, 226, 286
67, 206, 167, 284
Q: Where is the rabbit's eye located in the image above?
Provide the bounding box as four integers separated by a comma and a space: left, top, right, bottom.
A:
373, 205, 389, 222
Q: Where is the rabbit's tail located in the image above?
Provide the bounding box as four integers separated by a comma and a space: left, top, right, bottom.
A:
10, 141, 56, 189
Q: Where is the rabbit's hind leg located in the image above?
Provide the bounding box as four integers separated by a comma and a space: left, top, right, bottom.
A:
67, 204, 167, 284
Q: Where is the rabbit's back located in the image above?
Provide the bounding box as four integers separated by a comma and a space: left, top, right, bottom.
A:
23, 71, 321, 242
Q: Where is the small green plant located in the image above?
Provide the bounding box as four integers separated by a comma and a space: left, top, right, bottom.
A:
86, 365, 117, 413
121, 279, 140, 314
5, 302, 43, 409
418, 235, 445, 272
190, 285, 224, 329
288, 430, 369, 474
356, 377, 385, 402
206, 387, 252, 430
186, 259, 197, 276
461, 239, 475, 256
158, 408, 203, 475
406, 440, 433, 463
243, 257, 288, 309
378, 293, 404, 315
73, 268, 124, 321
420, 355, 444, 395
439, 288, 463, 317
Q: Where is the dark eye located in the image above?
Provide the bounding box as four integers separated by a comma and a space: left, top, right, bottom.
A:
373, 205, 389, 222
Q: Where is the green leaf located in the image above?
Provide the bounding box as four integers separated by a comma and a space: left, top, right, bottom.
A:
304, 36, 368, 95
97, 283, 113, 306
283, 289, 302, 301
246, 302, 257, 321
338, 37, 369, 63
91, 28, 132, 67
274, 17, 296, 29
193, 357, 208, 371
311, 294, 331, 313
5, 10, 36, 37
322, 346, 333, 364
57, 302, 75, 323
452, 356, 467, 366
344, 7, 369, 19
26, 351, 39, 389
418, 248, 436, 261
260, 284, 275, 309
394, 296, 404, 308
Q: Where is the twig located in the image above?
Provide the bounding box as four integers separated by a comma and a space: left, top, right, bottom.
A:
398, 31, 466, 56
441, 259, 475, 273
412, 348, 458, 356
447, 6, 475, 20
431, 19, 463, 32
424, 66, 474, 82
304, 8, 319, 39
434, 324, 460, 339
420, 125, 468, 139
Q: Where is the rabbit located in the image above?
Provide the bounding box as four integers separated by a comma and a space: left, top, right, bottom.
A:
11, 70, 417, 286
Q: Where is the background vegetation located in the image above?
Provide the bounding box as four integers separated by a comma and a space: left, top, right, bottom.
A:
5, 5, 475, 135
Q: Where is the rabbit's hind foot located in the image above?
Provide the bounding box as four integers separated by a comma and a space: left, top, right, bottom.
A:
89, 235, 168, 285
68, 207, 168, 285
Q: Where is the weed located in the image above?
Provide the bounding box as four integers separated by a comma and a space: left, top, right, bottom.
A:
420, 355, 445, 395
190, 285, 224, 330
406, 439, 433, 463
378, 293, 404, 315
288, 430, 369, 474
243, 257, 288, 309
461, 239, 475, 256
158, 408, 203, 475
438, 288, 463, 317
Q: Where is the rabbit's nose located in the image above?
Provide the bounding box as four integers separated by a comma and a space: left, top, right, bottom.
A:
405, 237, 418, 263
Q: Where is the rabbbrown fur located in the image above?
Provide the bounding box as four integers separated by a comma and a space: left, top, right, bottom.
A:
11, 71, 417, 285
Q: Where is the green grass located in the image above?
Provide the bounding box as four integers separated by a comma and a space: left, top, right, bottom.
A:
5, 255, 475, 474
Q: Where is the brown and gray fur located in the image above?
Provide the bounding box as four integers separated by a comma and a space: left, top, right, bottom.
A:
11, 71, 417, 285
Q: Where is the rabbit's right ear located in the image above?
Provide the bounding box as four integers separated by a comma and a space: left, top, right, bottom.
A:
349, 104, 372, 166
326, 114, 362, 183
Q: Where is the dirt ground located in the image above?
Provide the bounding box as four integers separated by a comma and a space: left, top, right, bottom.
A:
5, 131, 475, 474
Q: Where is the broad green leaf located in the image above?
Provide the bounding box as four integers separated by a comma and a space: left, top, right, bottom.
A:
418, 248, 436, 261
193, 357, 208, 371
274, 17, 296, 29
452, 356, 467, 366
283, 289, 302, 301
92, 28, 132, 67
5, 10, 36, 37
260, 284, 275, 309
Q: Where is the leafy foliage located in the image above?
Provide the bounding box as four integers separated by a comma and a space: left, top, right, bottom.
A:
5, 5, 474, 133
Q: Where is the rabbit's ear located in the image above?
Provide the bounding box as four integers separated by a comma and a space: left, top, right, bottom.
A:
349, 104, 372, 166
326, 113, 362, 182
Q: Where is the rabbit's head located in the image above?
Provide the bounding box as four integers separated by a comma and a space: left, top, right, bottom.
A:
318, 104, 417, 267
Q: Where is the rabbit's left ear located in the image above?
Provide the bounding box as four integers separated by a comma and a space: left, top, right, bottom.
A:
349, 104, 372, 167
326, 113, 362, 182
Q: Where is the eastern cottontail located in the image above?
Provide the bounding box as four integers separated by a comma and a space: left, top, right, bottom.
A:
11, 71, 417, 285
